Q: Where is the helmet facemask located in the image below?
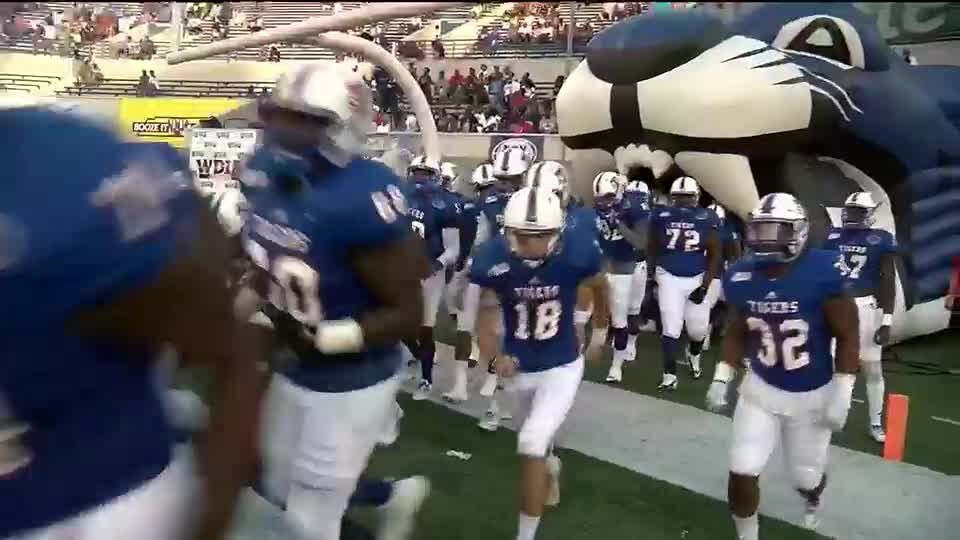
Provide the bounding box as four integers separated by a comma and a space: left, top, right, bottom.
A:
259, 105, 364, 168
841, 204, 875, 228
671, 193, 698, 208
745, 217, 809, 263
506, 228, 562, 267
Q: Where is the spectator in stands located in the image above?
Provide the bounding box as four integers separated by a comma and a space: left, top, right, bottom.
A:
245, 85, 256, 97
479, 64, 489, 83
431, 38, 445, 59
259, 87, 271, 98
448, 68, 463, 90
521, 72, 536, 92
139, 35, 155, 60
436, 70, 449, 104
418, 67, 434, 103
269, 45, 280, 62
148, 70, 160, 95
136, 69, 150, 96
248, 15, 264, 32
488, 73, 505, 111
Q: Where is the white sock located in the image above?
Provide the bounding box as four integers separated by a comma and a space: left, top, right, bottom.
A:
470, 340, 480, 362
455, 360, 468, 380
866, 377, 885, 427
517, 512, 541, 540
626, 334, 638, 355
610, 355, 624, 371
732, 513, 759, 540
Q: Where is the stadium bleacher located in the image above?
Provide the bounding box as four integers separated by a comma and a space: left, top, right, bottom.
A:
0, 72, 60, 93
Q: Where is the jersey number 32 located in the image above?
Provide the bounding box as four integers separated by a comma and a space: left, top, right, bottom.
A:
746, 317, 810, 371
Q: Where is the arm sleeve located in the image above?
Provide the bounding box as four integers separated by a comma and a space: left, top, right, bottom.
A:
468, 249, 496, 289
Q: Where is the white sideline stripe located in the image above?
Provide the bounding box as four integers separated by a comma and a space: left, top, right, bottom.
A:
930, 416, 960, 427
852, 397, 865, 404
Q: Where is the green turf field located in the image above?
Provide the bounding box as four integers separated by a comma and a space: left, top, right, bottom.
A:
348, 397, 828, 540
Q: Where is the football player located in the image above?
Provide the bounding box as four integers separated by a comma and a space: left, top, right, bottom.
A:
700, 202, 742, 352
403, 156, 461, 401
470, 186, 610, 540
621, 179, 654, 349
645, 176, 721, 389
243, 63, 430, 540
706, 193, 860, 538
0, 107, 265, 539
466, 149, 531, 431
591, 172, 651, 383
822, 191, 898, 443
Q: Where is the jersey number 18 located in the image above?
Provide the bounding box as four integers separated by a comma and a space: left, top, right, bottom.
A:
514, 300, 562, 341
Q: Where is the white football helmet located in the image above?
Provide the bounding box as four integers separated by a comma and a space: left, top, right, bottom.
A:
670, 176, 700, 207
471, 163, 496, 191
842, 191, 879, 228
491, 147, 531, 193
211, 189, 249, 237
261, 63, 372, 167
503, 187, 565, 265
408, 155, 441, 185
524, 161, 570, 206
593, 171, 624, 213
745, 193, 809, 263
440, 161, 458, 189
708, 202, 727, 221
624, 178, 650, 209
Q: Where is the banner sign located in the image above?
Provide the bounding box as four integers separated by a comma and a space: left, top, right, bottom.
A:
117, 98, 245, 148
187, 128, 260, 194
487, 134, 543, 164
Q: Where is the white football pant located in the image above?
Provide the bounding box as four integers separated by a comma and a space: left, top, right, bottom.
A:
730, 372, 833, 491
606, 261, 645, 328
511, 357, 584, 457
654, 267, 710, 341
628, 261, 648, 316
11, 449, 196, 540
422, 270, 446, 328
259, 373, 400, 540
855, 296, 883, 363
704, 277, 724, 312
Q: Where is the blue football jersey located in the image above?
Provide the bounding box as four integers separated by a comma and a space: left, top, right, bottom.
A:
0, 109, 193, 534
723, 249, 846, 392
242, 149, 409, 392
479, 191, 510, 237
651, 206, 719, 277
565, 204, 598, 238
469, 228, 602, 372
404, 183, 459, 261
455, 196, 480, 269
595, 203, 647, 264
822, 227, 897, 293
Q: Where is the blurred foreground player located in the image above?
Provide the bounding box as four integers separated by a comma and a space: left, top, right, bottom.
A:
706, 193, 860, 538
470, 187, 609, 540
243, 63, 429, 540
0, 107, 264, 539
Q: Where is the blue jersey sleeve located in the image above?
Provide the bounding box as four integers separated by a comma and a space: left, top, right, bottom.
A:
0, 109, 195, 327
334, 161, 411, 250
434, 194, 460, 229
822, 228, 842, 250
468, 239, 506, 289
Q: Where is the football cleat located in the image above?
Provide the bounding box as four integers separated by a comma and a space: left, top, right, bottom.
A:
688, 353, 702, 379
477, 408, 500, 432
869, 424, 886, 443
545, 455, 562, 507
658, 373, 679, 391
412, 380, 432, 401
605, 365, 623, 383
377, 476, 431, 540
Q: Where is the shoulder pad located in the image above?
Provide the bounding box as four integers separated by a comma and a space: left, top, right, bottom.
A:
485, 195, 500, 204
658, 211, 670, 217
487, 261, 510, 277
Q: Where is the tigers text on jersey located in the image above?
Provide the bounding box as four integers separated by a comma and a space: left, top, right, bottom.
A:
722, 249, 846, 393
822, 227, 897, 294
243, 149, 409, 393
403, 182, 460, 261
596, 203, 648, 264
469, 228, 602, 372
651, 206, 719, 277
0, 108, 191, 535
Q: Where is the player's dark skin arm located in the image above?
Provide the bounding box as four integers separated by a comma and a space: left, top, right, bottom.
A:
823, 293, 861, 375
723, 238, 742, 263
877, 253, 897, 317
645, 224, 659, 285
702, 229, 722, 285
349, 230, 428, 345
65, 198, 266, 540
581, 272, 611, 331
719, 307, 747, 370
618, 220, 649, 254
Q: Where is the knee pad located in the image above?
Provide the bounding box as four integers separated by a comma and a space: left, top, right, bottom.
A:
611, 326, 628, 350
790, 464, 824, 492
518, 427, 550, 458
862, 361, 883, 383
627, 314, 642, 335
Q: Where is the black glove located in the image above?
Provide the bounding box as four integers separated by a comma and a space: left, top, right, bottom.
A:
688, 285, 707, 305
874, 325, 891, 346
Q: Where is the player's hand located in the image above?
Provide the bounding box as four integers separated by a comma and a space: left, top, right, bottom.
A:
688, 285, 707, 305
821, 373, 856, 432
874, 325, 891, 346
705, 380, 729, 412
429, 258, 445, 276
494, 355, 518, 378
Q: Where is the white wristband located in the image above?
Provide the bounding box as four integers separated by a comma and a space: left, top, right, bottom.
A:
882, 313, 893, 326
712, 361, 736, 384
589, 326, 607, 349
574, 310, 592, 325
314, 319, 365, 354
